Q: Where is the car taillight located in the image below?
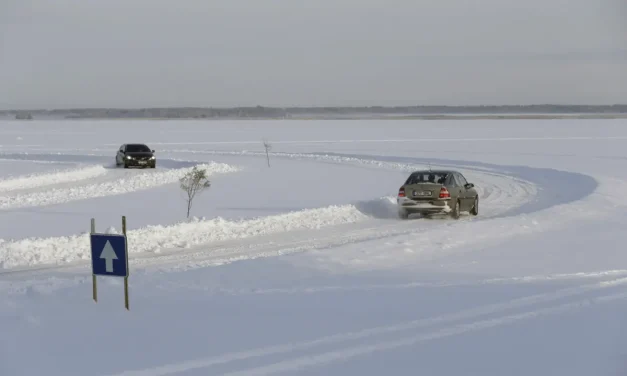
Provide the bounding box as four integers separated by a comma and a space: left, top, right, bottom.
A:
439, 187, 450, 198
398, 187, 405, 197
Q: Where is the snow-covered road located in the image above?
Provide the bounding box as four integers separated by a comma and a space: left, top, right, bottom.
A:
1, 118, 626, 376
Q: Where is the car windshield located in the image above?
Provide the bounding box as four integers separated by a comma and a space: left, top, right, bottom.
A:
406, 172, 448, 184
126, 144, 151, 152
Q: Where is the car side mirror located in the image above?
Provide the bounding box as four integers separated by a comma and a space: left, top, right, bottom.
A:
119, 149, 124, 153
152, 150, 155, 153
464, 183, 474, 189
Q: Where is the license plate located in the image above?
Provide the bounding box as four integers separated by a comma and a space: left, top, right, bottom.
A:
413, 190, 431, 197
138, 161, 147, 165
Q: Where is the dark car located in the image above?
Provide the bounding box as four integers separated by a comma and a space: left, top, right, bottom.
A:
397, 169, 478, 219
115, 143, 156, 168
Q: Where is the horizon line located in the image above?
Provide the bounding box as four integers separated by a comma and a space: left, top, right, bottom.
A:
3, 104, 627, 113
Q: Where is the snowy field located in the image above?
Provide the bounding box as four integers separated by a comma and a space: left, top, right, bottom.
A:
1, 118, 627, 375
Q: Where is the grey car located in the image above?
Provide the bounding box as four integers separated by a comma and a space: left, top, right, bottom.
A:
397, 169, 479, 219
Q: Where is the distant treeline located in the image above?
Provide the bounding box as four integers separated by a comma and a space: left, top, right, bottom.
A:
3, 104, 627, 120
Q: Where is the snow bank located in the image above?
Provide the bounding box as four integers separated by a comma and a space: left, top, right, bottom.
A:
0, 202, 373, 269
353, 196, 399, 219
0, 162, 238, 210
0, 165, 107, 193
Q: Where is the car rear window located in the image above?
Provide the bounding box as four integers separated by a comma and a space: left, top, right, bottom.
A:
406, 172, 448, 184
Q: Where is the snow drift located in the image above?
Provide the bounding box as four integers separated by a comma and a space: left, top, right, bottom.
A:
0, 165, 107, 193
353, 196, 399, 219
0, 162, 239, 210
0, 200, 392, 269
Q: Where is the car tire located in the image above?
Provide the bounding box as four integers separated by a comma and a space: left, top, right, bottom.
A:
470, 196, 479, 216
450, 200, 460, 219
398, 209, 409, 220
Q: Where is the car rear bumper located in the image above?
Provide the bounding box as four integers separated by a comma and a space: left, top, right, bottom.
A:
397, 197, 451, 213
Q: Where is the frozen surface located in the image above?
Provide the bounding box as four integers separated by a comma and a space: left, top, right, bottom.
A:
1, 119, 627, 376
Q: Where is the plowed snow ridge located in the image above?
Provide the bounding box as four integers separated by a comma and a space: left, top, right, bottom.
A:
0, 204, 370, 268
0, 162, 238, 210
0, 165, 107, 192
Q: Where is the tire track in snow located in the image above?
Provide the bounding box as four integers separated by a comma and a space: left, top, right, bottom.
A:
154, 269, 627, 296
102, 276, 627, 376
162, 149, 539, 217
312, 151, 597, 217
170, 149, 594, 219
220, 290, 627, 376
135, 196, 613, 273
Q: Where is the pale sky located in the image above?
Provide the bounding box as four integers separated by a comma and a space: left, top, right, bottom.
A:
1, 0, 625, 109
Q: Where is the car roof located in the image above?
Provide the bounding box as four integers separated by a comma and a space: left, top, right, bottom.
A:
409, 170, 458, 175
125, 143, 151, 148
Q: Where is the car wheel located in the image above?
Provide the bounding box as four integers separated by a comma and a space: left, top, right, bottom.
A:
470, 196, 479, 216
398, 209, 409, 220
450, 200, 460, 219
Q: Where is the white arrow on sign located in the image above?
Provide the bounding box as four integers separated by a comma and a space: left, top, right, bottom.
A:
99, 240, 118, 273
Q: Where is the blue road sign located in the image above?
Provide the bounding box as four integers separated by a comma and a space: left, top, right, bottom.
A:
90, 233, 128, 277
